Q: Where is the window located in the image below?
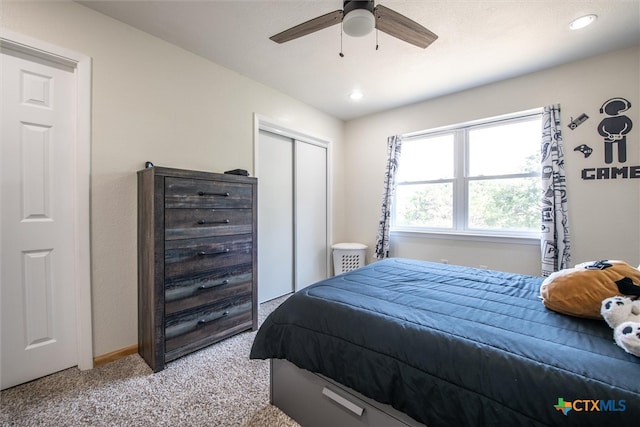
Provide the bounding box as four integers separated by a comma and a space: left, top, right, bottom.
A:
393, 111, 542, 238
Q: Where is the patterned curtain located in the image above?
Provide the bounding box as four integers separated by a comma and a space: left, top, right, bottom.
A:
540, 105, 570, 276
375, 135, 403, 260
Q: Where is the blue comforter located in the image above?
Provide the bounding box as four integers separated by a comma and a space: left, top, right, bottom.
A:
250, 258, 640, 426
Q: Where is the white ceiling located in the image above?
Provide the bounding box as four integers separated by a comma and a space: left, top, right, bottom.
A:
77, 0, 640, 121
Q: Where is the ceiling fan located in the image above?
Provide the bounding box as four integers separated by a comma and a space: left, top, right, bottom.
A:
269, 0, 438, 49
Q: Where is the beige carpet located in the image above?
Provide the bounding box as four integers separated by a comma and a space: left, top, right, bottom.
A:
0, 295, 300, 427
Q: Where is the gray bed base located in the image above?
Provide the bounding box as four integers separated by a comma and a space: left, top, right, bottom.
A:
270, 359, 426, 427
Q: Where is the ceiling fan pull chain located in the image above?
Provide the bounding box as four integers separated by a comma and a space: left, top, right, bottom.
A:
339, 21, 345, 57
376, 28, 379, 50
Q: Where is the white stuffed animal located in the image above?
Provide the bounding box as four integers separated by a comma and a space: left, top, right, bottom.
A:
600, 296, 640, 357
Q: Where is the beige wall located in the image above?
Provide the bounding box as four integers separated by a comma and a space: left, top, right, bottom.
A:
3, 0, 639, 359
344, 45, 640, 275
1, 1, 345, 357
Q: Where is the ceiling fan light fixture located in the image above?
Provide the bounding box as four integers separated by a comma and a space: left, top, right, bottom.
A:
269, 1, 438, 49
569, 14, 597, 30
343, 9, 375, 37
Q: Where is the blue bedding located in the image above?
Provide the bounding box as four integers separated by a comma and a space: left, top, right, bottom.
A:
250, 258, 640, 426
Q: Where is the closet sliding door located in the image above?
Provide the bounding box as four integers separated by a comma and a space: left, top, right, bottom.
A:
257, 129, 328, 303
294, 140, 327, 291
257, 130, 294, 303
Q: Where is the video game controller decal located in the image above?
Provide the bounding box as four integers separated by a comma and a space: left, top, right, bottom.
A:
568, 113, 589, 130
573, 144, 593, 158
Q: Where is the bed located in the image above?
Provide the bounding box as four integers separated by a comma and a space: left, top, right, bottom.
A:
250, 258, 640, 427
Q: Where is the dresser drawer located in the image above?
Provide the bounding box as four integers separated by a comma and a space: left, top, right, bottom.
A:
164, 234, 252, 280
164, 294, 252, 355
165, 264, 253, 316
165, 208, 252, 240
165, 177, 252, 209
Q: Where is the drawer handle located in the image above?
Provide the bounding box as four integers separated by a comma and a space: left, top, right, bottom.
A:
198, 191, 230, 197
197, 310, 229, 325
198, 249, 230, 256
198, 279, 229, 290
197, 219, 230, 225
321, 387, 364, 417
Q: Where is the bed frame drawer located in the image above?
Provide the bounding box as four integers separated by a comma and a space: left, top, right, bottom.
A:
271, 359, 425, 427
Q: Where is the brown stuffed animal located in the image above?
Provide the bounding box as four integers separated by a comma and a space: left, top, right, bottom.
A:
540, 260, 640, 319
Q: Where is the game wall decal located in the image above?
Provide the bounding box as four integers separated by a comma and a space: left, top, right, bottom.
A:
598, 97, 632, 164
572, 97, 637, 180
568, 113, 589, 130
573, 144, 593, 158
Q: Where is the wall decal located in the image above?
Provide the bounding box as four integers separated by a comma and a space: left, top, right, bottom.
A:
573, 144, 593, 158
597, 97, 632, 164
581, 166, 640, 180
580, 97, 636, 180
568, 113, 589, 130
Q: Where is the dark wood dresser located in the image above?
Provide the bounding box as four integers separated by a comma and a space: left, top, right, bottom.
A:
137, 166, 257, 372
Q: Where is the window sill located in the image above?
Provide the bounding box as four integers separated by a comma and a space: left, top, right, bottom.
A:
390, 228, 540, 246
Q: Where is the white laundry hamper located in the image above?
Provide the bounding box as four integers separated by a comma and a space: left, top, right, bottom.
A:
331, 243, 367, 275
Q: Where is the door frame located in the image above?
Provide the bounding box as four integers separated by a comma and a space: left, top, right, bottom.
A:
253, 114, 333, 287
1, 29, 93, 370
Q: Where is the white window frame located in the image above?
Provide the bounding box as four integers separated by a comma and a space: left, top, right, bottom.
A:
391, 109, 543, 244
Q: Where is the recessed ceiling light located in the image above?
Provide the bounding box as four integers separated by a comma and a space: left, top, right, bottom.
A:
349, 91, 364, 101
569, 14, 597, 30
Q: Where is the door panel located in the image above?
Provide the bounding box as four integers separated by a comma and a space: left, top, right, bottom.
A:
257, 129, 329, 302
1, 47, 77, 389
257, 130, 294, 302
294, 141, 328, 290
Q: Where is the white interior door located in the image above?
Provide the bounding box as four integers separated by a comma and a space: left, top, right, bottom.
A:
257, 130, 294, 303
294, 140, 328, 290
1, 46, 78, 389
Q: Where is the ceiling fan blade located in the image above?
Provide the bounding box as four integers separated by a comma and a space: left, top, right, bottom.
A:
270, 9, 344, 44
374, 4, 438, 49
